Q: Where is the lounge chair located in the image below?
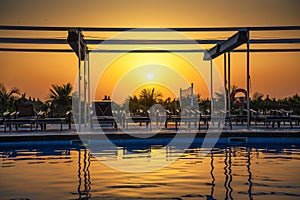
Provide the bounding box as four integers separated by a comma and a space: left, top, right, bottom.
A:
182, 109, 202, 129
265, 109, 292, 128
4, 104, 36, 132
1, 111, 10, 131
231, 109, 257, 126
91, 100, 117, 130
289, 110, 300, 126
208, 110, 232, 130
164, 109, 181, 130
232, 114, 247, 125
163, 109, 201, 130
35, 111, 72, 131
122, 110, 151, 130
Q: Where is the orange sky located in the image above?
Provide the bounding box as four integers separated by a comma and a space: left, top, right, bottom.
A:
0, 0, 299, 102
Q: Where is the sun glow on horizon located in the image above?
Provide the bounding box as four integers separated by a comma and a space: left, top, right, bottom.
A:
146, 73, 154, 80
131, 83, 178, 101
90, 52, 209, 104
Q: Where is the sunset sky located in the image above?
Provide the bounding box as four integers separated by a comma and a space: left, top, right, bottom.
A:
0, 0, 299, 103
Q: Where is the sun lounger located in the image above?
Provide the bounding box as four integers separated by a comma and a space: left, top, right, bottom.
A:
121, 110, 151, 130
164, 109, 202, 130
1, 111, 10, 129
182, 110, 202, 129
124, 116, 151, 130
91, 100, 117, 130
91, 116, 117, 130
4, 118, 35, 132
164, 110, 181, 130
232, 115, 247, 125
4, 104, 72, 132
208, 116, 232, 129
263, 109, 293, 128
200, 109, 232, 129
34, 111, 72, 131
200, 114, 210, 128
265, 116, 293, 128
4, 104, 36, 132
291, 115, 300, 125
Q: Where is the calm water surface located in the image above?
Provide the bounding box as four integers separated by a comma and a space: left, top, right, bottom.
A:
0, 139, 300, 200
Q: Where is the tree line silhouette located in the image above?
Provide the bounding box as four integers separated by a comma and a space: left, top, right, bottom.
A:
1, 83, 300, 117
0, 83, 72, 117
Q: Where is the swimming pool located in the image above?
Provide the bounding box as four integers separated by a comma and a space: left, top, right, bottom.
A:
1, 138, 300, 200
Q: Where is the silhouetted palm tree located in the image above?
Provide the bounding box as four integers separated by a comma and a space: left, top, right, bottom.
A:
128, 95, 139, 114
47, 83, 73, 117
288, 94, 300, 114
139, 88, 162, 112
0, 83, 20, 113
251, 92, 264, 112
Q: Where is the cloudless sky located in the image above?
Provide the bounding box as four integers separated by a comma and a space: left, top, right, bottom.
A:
0, 0, 299, 101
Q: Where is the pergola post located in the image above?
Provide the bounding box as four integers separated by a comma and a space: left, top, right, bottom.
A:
78, 28, 81, 131
84, 48, 87, 128
191, 83, 194, 107
224, 53, 227, 113
246, 31, 251, 129
87, 53, 91, 128
205, 31, 248, 118
179, 88, 182, 108
210, 60, 213, 114
227, 52, 231, 119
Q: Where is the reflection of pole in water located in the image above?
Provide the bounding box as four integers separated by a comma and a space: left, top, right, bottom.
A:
83, 148, 91, 198
77, 148, 91, 199
224, 147, 233, 200
224, 147, 229, 199
247, 147, 253, 200
77, 149, 82, 199
228, 147, 233, 199
206, 151, 215, 200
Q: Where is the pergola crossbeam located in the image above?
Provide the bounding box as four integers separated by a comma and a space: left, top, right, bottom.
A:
1, 38, 300, 45
1, 48, 300, 53
1, 25, 300, 32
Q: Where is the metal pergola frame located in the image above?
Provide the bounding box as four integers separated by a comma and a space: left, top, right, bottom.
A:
1, 25, 300, 130
204, 30, 250, 128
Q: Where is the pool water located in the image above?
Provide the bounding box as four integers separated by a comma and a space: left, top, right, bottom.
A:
0, 140, 300, 200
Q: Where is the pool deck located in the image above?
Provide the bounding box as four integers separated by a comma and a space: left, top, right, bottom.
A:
0, 123, 299, 142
